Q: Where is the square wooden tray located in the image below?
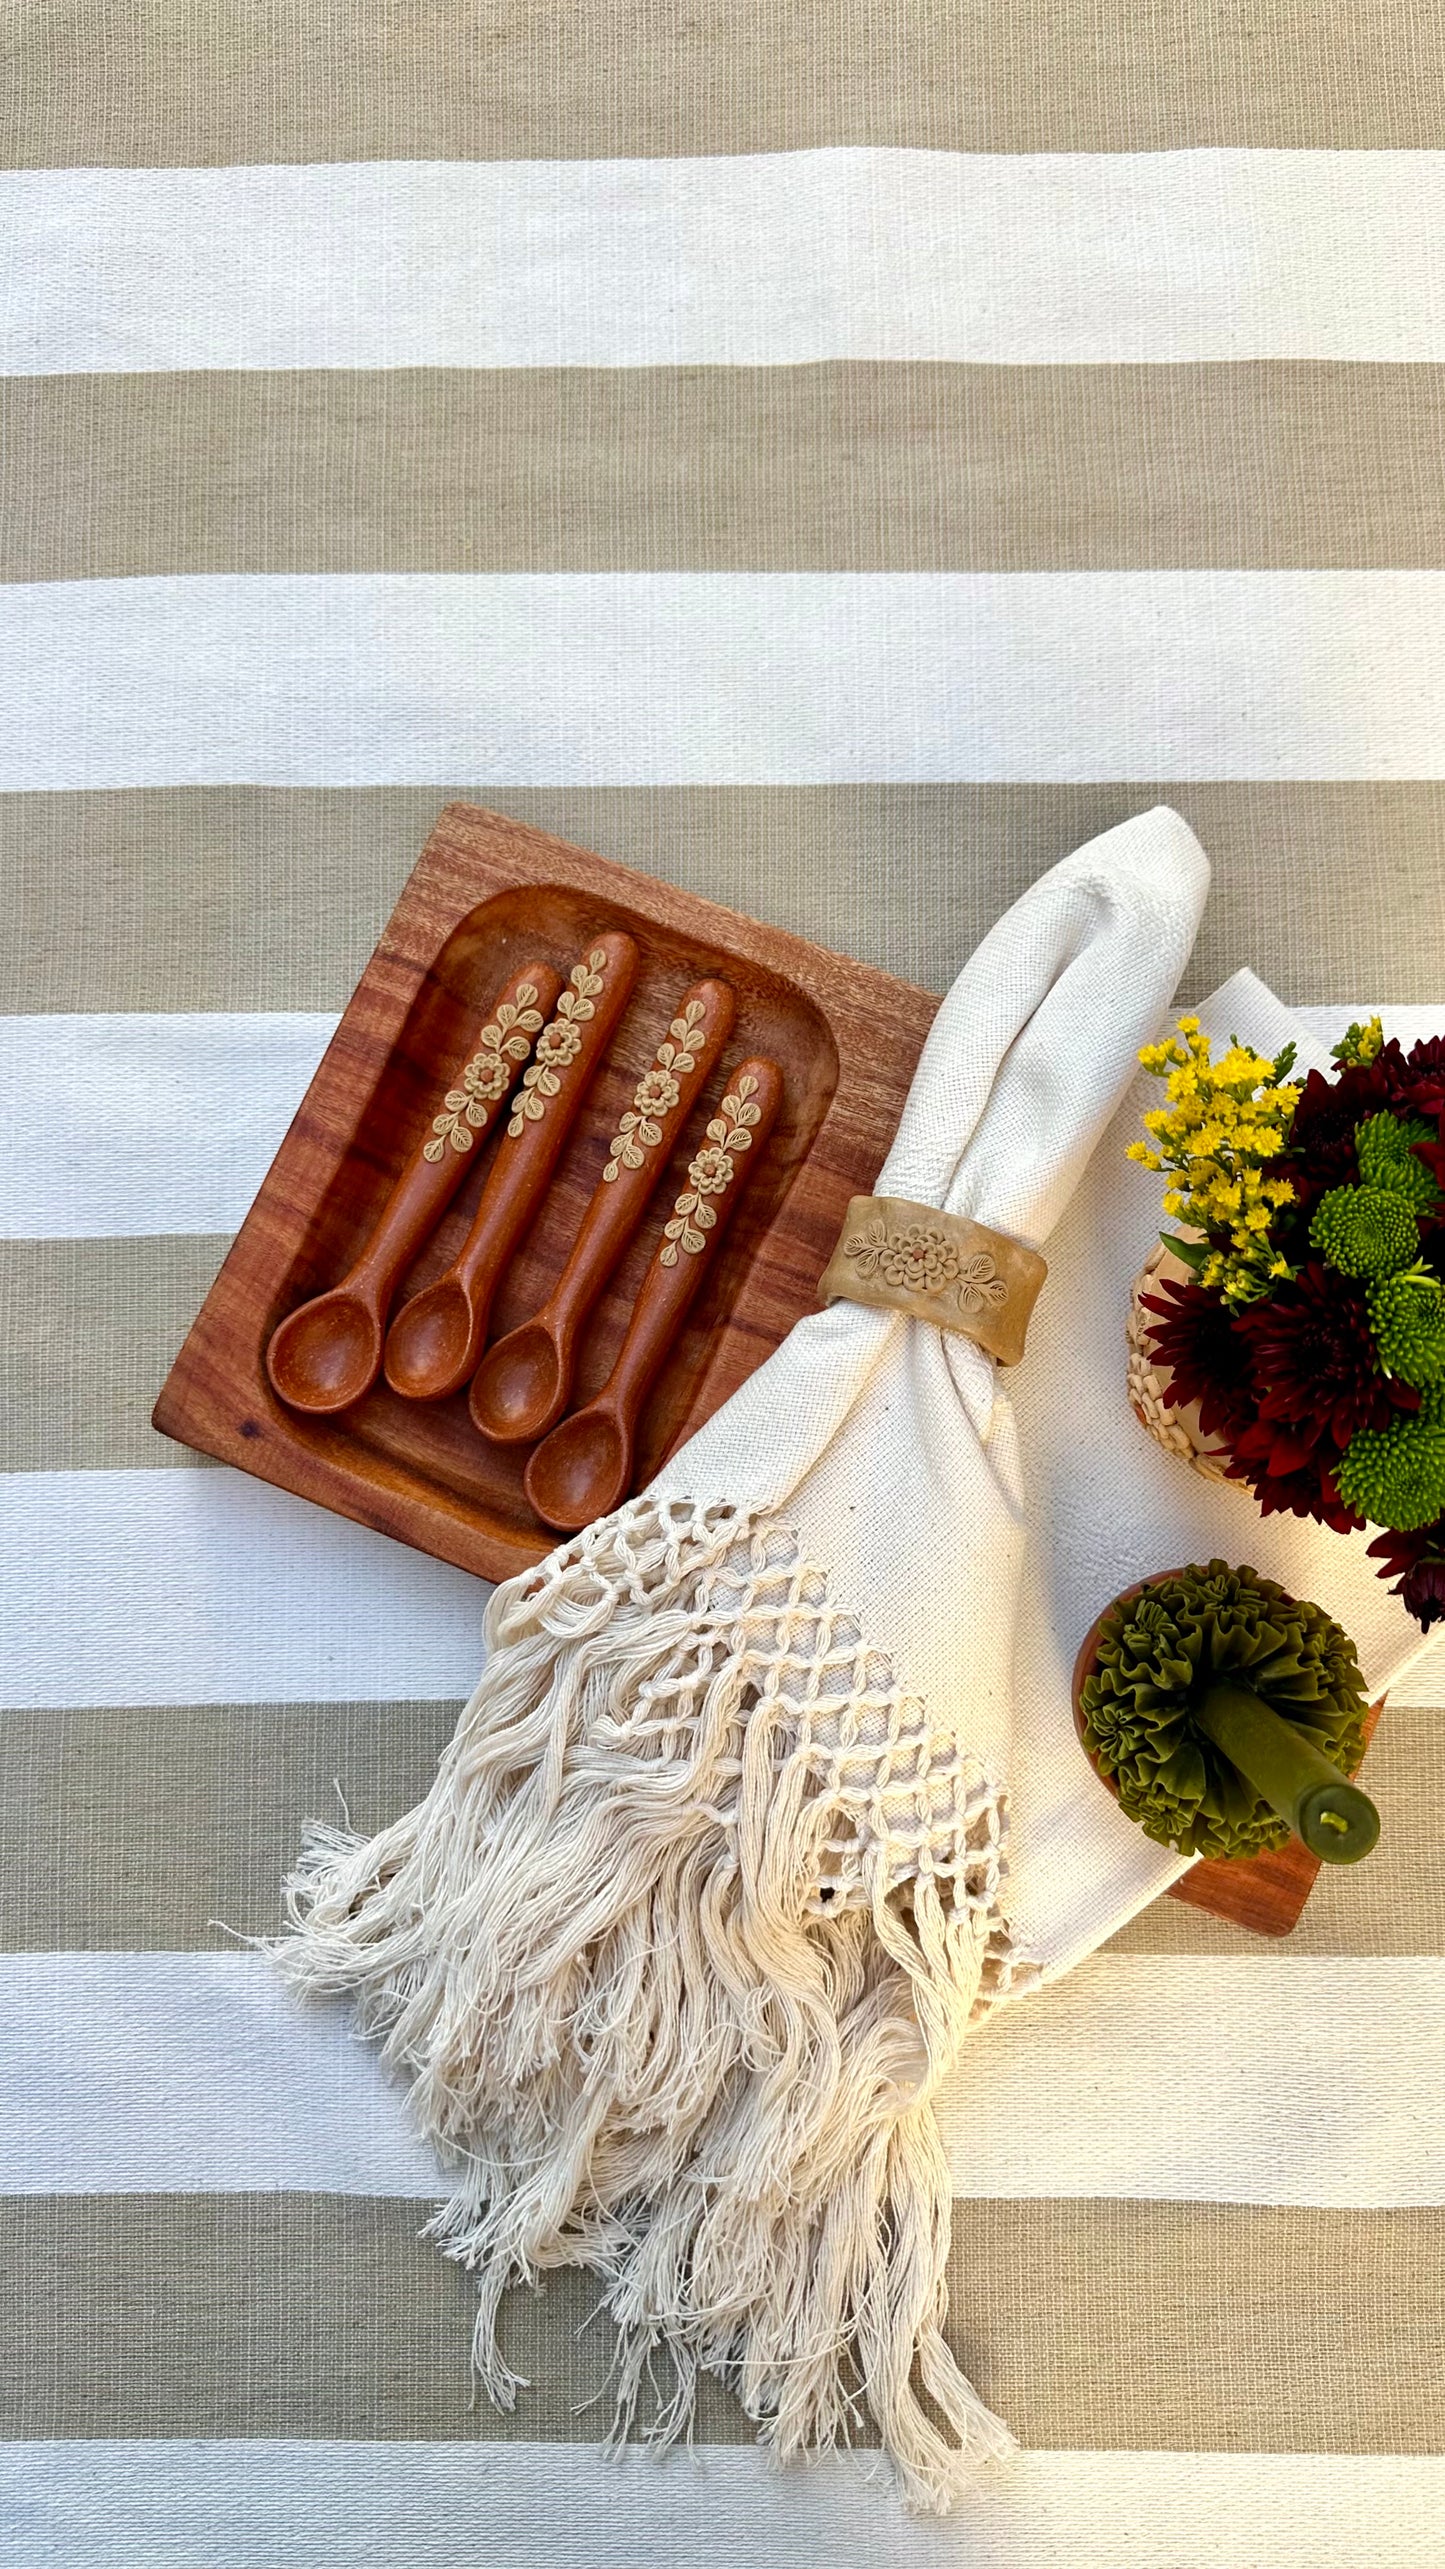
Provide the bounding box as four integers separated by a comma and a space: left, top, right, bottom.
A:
153, 800, 1365, 1937
154, 801, 937, 1585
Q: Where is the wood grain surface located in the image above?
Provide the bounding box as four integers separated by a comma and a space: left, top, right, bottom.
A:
153, 800, 934, 1582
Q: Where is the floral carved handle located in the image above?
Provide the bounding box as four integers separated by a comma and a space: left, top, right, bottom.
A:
523, 1057, 784, 1530
265, 957, 561, 1415
468, 976, 735, 1443
420, 969, 560, 1163
344, 960, 559, 1286
383, 932, 640, 1399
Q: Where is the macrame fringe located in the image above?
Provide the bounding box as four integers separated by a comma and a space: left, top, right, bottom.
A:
275, 1496, 1026, 2511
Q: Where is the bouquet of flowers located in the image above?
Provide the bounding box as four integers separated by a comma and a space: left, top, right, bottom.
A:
1127, 1014, 1445, 1631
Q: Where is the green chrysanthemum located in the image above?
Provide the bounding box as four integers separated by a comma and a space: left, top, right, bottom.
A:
1079, 1561, 1368, 1860
1370, 1267, 1445, 1388
1355, 1112, 1441, 1213
1310, 1182, 1419, 1279
1337, 1391, 1445, 1532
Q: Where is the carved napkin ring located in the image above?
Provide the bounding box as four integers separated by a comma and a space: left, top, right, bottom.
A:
818, 1194, 1047, 1366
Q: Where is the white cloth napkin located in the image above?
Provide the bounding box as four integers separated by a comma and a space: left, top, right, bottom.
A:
294, 807, 1378, 2514
651, 804, 1217, 1984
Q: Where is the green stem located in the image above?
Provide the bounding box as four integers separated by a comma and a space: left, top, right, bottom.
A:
1193, 1682, 1380, 1865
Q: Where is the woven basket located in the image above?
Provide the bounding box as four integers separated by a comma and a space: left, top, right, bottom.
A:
1126, 1239, 1233, 1486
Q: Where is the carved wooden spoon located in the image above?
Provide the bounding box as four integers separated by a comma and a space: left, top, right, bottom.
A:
384, 931, 639, 1402
524, 1054, 783, 1531
469, 976, 736, 1444
265, 959, 560, 1415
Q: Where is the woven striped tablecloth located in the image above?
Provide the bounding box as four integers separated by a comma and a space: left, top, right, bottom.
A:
3, 9, 1444, 2564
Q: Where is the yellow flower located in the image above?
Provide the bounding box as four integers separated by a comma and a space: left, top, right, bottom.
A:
1129, 1013, 1302, 1305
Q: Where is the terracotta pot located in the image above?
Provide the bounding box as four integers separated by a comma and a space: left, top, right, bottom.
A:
1070, 1570, 1189, 1803
1071, 1570, 1383, 1868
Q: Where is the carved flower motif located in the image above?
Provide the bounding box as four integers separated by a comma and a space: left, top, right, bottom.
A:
635, 1064, 681, 1120
881, 1224, 962, 1294
602, 997, 710, 1181
535, 1017, 583, 1072
689, 1143, 735, 1197
843, 1215, 1008, 1320
506, 949, 609, 1139
660, 1074, 760, 1264
423, 983, 543, 1161
462, 1054, 511, 1104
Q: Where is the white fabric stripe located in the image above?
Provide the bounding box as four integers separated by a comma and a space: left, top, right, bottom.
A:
6, 2444, 1443, 2569
1, 1953, 440, 2196
4, 1007, 1439, 1244
0, 1453, 1439, 1713
3, 153, 1444, 374
4, 1948, 1441, 2206
0, 1011, 336, 1238
1294, 1006, 1445, 1055
945, 1951, 1445, 2203
0, 1471, 488, 1709
6, 571, 1445, 788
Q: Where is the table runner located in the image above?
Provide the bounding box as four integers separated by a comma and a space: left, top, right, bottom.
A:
2, 7, 1443, 2564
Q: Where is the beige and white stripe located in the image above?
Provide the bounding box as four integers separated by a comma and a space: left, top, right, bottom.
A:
3, 4, 1443, 2561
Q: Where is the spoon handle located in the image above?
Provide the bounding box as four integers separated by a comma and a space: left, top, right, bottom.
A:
440, 931, 641, 1317
469, 976, 736, 1440
340, 959, 563, 1297
587, 1055, 784, 1436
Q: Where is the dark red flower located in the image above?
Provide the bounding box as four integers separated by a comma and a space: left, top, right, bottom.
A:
1141, 1278, 1254, 1445
1273, 1056, 1402, 1223
1233, 1260, 1408, 1451
1367, 1520, 1445, 1631
1397, 1036, 1445, 1118
1224, 1425, 1363, 1534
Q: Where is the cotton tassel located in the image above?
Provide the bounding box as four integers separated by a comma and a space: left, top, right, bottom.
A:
277, 1495, 1023, 2510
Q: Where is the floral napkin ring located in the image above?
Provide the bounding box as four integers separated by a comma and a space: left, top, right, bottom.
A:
818, 1194, 1047, 1366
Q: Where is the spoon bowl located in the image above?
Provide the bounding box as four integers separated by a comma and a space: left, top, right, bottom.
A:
266, 1289, 384, 1414
525, 1407, 631, 1531
469, 1319, 570, 1444
383, 1275, 482, 1401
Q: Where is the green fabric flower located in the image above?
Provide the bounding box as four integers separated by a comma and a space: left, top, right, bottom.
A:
1079, 1561, 1367, 1860
1337, 1391, 1445, 1532
1309, 1182, 1419, 1279
1355, 1112, 1441, 1213
1370, 1267, 1445, 1388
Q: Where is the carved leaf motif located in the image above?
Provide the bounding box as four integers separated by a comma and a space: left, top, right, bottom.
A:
601, 1009, 704, 1180
421, 985, 544, 1159
845, 1215, 890, 1277
953, 1251, 1009, 1316
504, 958, 611, 1138
659, 1091, 749, 1262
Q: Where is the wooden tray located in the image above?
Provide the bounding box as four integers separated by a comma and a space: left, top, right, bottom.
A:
154, 799, 1367, 1938
154, 802, 937, 1586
